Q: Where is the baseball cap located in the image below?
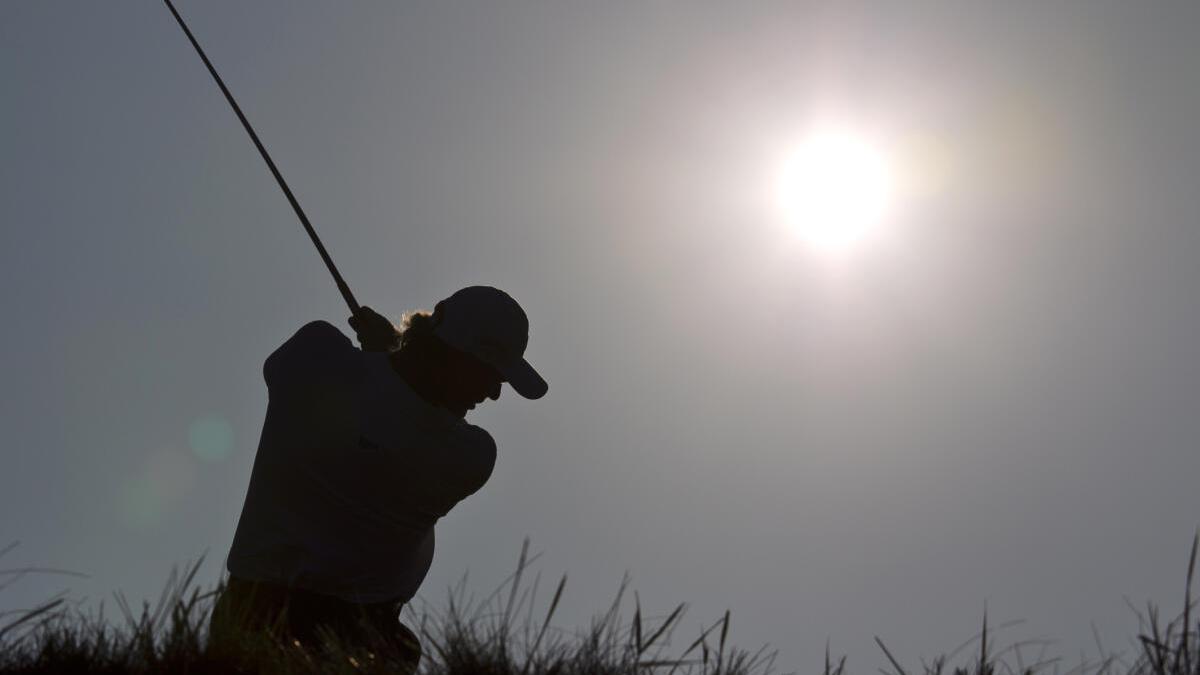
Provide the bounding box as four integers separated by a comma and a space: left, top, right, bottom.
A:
431, 286, 548, 399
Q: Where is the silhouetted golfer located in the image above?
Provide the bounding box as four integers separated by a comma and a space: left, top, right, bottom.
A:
210, 286, 547, 668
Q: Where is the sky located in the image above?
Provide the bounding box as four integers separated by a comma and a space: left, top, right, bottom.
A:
3, 1, 1200, 671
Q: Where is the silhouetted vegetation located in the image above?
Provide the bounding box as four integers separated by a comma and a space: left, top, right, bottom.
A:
1, 535, 1197, 675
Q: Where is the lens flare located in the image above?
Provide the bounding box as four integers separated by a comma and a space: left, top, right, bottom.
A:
118, 449, 196, 530
188, 415, 234, 462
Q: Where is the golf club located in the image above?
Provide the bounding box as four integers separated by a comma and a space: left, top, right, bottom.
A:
161, 0, 361, 316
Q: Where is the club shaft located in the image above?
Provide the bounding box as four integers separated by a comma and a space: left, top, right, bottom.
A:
162, 0, 361, 315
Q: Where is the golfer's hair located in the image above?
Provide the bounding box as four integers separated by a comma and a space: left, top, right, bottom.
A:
398, 310, 436, 350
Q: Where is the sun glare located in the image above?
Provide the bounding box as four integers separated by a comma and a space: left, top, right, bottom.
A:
777, 130, 893, 254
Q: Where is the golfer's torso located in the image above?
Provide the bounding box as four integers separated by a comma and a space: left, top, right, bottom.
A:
227, 323, 496, 604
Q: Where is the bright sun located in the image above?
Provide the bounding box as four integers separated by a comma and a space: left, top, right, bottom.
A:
777, 130, 893, 254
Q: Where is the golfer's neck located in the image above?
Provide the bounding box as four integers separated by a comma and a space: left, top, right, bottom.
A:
389, 349, 444, 410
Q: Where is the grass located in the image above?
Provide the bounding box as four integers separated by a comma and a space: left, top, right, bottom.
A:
0, 534, 1197, 675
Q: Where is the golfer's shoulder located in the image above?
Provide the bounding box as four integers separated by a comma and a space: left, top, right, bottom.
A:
265, 320, 355, 383
278, 320, 356, 359
294, 320, 352, 347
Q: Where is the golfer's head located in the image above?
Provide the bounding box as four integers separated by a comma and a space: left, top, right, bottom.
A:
401, 286, 547, 417
436, 344, 504, 417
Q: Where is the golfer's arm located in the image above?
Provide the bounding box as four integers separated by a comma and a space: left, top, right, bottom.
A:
451, 427, 497, 499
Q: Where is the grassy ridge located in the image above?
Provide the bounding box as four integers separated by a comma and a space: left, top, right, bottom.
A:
1, 536, 1197, 675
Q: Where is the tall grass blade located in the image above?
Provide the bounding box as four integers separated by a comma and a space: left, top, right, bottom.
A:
632, 591, 643, 656
502, 537, 531, 636
1180, 529, 1198, 675
1139, 634, 1168, 675
875, 635, 909, 675
980, 605, 989, 675
520, 573, 566, 675
0, 598, 64, 642
717, 608, 730, 672
639, 603, 686, 656
524, 570, 542, 636
667, 615, 727, 675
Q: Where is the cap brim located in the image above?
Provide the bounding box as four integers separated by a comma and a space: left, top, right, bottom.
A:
497, 358, 548, 399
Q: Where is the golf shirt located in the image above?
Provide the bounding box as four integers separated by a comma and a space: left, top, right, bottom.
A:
226, 320, 496, 604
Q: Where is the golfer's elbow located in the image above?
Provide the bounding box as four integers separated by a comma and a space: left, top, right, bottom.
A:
457, 427, 497, 498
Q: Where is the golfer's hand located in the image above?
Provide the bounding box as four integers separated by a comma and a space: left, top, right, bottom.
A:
348, 306, 400, 352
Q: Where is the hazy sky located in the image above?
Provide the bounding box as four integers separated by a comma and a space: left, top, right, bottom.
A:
4, 1, 1200, 670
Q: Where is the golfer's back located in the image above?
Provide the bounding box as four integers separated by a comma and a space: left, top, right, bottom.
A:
226, 321, 496, 604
